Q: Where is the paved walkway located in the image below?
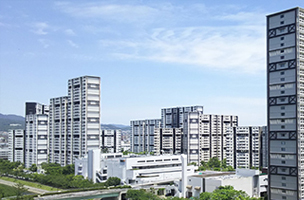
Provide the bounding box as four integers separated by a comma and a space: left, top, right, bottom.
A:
0, 179, 52, 195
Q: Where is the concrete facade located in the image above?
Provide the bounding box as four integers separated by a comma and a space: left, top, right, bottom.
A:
267, 7, 304, 200
24, 102, 49, 168
8, 129, 25, 163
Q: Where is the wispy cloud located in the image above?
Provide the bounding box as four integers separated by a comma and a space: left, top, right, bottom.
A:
64, 29, 76, 36
38, 39, 50, 48
31, 22, 50, 35
100, 24, 265, 74
55, 2, 266, 74
67, 40, 79, 48
55, 2, 158, 23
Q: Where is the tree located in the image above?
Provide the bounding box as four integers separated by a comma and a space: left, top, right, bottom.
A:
105, 177, 121, 186
14, 182, 28, 200
208, 157, 221, 168
29, 164, 37, 172
126, 189, 161, 200
199, 185, 262, 200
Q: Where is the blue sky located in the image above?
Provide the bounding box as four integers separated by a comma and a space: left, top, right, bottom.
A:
0, 0, 303, 125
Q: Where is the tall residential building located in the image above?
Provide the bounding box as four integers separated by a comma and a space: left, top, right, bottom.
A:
130, 119, 161, 153
260, 126, 268, 168
24, 102, 49, 168
154, 128, 183, 155
8, 129, 25, 163
267, 7, 304, 200
100, 129, 121, 153
225, 126, 261, 169
49, 76, 101, 165
161, 106, 203, 128
49, 96, 68, 165
184, 112, 238, 164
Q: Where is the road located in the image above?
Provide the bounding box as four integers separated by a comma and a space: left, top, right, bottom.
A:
0, 179, 52, 195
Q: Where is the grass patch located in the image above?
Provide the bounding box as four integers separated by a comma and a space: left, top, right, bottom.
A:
0, 183, 17, 198
0, 176, 60, 192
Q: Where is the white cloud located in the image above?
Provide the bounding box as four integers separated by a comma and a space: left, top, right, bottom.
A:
31, 22, 49, 35
99, 24, 266, 74
38, 39, 50, 48
64, 29, 76, 36
55, 2, 158, 23
67, 40, 79, 48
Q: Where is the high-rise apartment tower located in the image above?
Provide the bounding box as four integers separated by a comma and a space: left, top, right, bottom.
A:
24, 102, 49, 168
49, 76, 101, 165
267, 7, 304, 200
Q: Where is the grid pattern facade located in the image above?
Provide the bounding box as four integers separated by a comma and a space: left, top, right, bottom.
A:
260, 126, 268, 168
267, 7, 304, 200
24, 102, 49, 168
185, 112, 238, 164
225, 126, 261, 169
8, 129, 25, 163
49, 96, 68, 165
130, 119, 161, 153
161, 106, 203, 128
48, 76, 101, 165
154, 128, 183, 155
100, 130, 121, 153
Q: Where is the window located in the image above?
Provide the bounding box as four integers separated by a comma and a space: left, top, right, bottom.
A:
281, 43, 284, 47
280, 71, 285, 75
281, 56, 285, 59
281, 168, 286, 172
282, 154, 285, 157
281, 49, 284, 53
282, 160, 286, 164
281, 148, 286, 151
281, 106, 285, 110
282, 196, 286, 200
281, 14, 284, 18
281, 113, 285, 116
282, 177, 286, 180
281, 91, 285, 94
280, 21, 284, 25
281, 119, 285, 122
281, 78, 285, 81
281, 84, 285, 88
281, 37, 284, 40
282, 183, 286, 187
281, 125, 285, 129
281, 141, 286, 145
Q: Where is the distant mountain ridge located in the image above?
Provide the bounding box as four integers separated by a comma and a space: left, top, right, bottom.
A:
0, 113, 25, 131
0, 113, 129, 132
100, 124, 130, 131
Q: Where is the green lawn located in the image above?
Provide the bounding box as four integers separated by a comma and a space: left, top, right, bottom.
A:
0, 176, 60, 192
0, 183, 18, 198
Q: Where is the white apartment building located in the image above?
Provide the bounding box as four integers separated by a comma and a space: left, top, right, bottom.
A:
8, 129, 25, 163
49, 96, 68, 166
75, 150, 196, 185
24, 102, 49, 168
154, 128, 183, 155
184, 112, 238, 165
130, 119, 161, 153
161, 106, 203, 128
49, 76, 101, 165
267, 7, 304, 200
225, 126, 261, 169
100, 129, 121, 153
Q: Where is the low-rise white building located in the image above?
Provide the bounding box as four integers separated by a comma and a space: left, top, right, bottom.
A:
181, 169, 267, 198
75, 150, 196, 185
